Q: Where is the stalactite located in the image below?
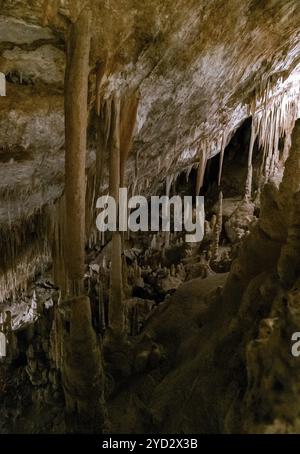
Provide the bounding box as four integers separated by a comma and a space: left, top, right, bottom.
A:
85, 81, 109, 245
158, 156, 161, 172
211, 191, 223, 262
105, 97, 113, 146
181, 74, 300, 205
249, 75, 300, 187
217, 131, 227, 187
81, 144, 105, 249
64, 7, 91, 297
0, 207, 52, 303
164, 175, 173, 248
244, 120, 258, 201
86, 75, 111, 247
196, 149, 207, 195
94, 62, 108, 200
96, 61, 107, 116
120, 92, 139, 187
62, 0, 92, 23
133, 146, 141, 196
185, 164, 194, 183
278, 120, 300, 214
85, 169, 98, 249
42, 0, 60, 26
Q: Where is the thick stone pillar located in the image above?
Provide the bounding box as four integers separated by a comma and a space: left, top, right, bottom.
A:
59, 8, 106, 433
64, 8, 91, 296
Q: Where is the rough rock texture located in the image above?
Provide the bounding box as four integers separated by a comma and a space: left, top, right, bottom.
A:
0, 0, 300, 217
1, 0, 300, 435
108, 120, 300, 434
1, 45, 65, 85
0, 0, 298, 302
56, 296, 106, 433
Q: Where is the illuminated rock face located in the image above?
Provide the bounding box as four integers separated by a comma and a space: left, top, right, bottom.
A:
0, 0, 299, 300
0, 0, 300, 435
0, 1, 299, 223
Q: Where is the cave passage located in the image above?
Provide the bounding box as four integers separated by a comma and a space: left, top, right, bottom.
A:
0, 0, 300, 437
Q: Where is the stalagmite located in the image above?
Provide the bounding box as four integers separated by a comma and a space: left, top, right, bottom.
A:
151, 234, 157, 250
280, 132, 292, 166
107, 94, 125, 340
171, 264, 175, 277
133, 305, 139, 336
118, 92, 139, 300
98, 280, 106, 333
59, 7, 106, 433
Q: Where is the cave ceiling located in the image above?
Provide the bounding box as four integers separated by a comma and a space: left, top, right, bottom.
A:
0, 0, 300, 225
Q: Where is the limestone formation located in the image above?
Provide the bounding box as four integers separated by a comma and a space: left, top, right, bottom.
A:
1, 0, 300, 438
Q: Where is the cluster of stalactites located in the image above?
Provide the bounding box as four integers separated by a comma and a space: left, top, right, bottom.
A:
0, 218, 52, 303
245, 76, 300, 200
191, 133, 228, 195
190, 76, 300, 201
